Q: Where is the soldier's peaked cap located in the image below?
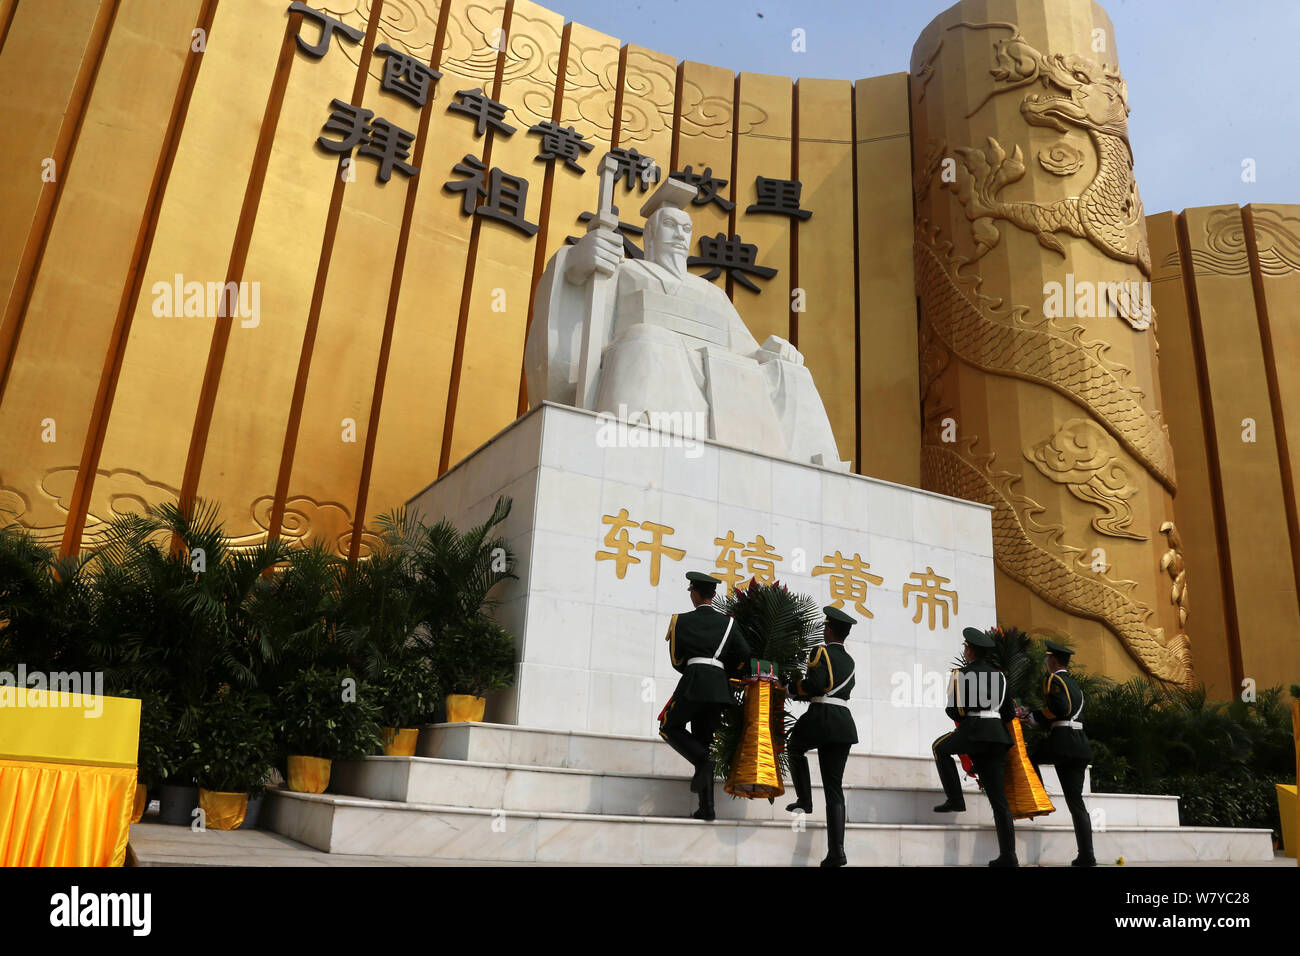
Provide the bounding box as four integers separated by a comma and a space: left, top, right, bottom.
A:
962, 626, 996, 649
686, 571, 721, 586
1044, 639, 1075, 659
823, 606, 856, 627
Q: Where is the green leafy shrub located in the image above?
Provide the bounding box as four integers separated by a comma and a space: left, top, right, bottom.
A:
274, 667, 382, 762
190, 687, 276, 794
370, 656, 439, 729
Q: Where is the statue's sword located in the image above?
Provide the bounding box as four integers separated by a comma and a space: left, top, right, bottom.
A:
574, 153, 621, 411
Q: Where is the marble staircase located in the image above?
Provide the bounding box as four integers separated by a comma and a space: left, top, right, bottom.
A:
261, 722, 1275, 866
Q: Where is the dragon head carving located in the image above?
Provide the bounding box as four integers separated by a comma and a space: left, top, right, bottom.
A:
1021, 53, 1131, 141
952, 22, 1131, 141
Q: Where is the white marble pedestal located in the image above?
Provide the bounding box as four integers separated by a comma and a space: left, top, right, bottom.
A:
407, 402, 998, 759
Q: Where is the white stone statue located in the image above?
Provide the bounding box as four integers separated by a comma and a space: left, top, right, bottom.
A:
524, 159, 850, 470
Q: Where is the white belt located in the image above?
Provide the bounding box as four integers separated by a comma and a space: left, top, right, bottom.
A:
1052, 720, 1084, 729
972, 711, 1003, 719
811, 696, 849, 708
687, 657, 724, 668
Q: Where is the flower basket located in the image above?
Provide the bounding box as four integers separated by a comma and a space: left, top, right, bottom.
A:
724, 669, 785, 800
1005, 719, 1055, 819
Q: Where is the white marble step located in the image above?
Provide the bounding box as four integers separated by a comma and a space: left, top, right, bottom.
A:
331, 755, 1176, 828
263, 789, 1274, 866
417, 721, 1093, 794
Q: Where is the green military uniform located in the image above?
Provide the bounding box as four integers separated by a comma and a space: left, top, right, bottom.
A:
659, 572, 751, 820
786, 606, 858, 867
1028, 640, 1094, 866
931, 626, 1018, 866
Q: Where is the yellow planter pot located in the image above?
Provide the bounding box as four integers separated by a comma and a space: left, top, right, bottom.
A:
198, 789, 248, 830
130, 782, 147, 823
381, 727, 419, 756
286, 755, 332, 794
445, 695, 486, 723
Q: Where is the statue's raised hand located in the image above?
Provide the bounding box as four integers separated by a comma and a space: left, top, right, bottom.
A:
564, 227, 624, 284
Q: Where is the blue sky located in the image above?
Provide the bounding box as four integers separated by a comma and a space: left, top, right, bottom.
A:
550, 0, 1300, 215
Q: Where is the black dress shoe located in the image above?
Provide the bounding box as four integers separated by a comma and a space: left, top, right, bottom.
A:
988, 855, 1019, 868
820, 851, 847, 867
785, 801, 813, 814
933, 799, 966, 813
691, 805, 716, 821
1071, 856, 1097, 867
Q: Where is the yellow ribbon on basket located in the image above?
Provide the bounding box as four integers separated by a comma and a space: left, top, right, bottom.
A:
1005, 718, 1055, 820
725, 678, 785, 799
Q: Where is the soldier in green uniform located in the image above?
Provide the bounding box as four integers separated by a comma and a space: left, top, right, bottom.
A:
1023, 639, 1095, 867
658, 571, 752, 821
784, 606, 857, 867
931, 627, 1019, 867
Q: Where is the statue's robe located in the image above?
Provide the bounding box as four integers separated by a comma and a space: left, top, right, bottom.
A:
524, 245, 848, 469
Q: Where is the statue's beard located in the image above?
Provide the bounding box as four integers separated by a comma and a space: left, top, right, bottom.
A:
649, 244, 688, 277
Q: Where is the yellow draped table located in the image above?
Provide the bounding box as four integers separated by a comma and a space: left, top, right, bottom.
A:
0, 688, 140, 866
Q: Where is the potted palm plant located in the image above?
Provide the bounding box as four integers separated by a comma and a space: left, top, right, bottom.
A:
84, 500, 287, 824
275, 667, 383, 792
373, 497, 518, 722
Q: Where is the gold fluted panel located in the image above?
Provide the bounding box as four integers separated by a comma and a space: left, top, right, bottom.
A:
193, 0, 371, 549
794, 79, 857, 471
731, 71, 791, 346
852, 72, 916, 485
537, 20, 620, 266
0, 0, 107, 347
911, 0, 1192, 685
90, 0, 284, 550
277, 4, 427, 555
1161, 205, 1300, 694
1144, 211, 1232, 698
360, 0, 483, 541
441, 0, 560, 468
672, 60, 730, 290
0, 0, 199, 544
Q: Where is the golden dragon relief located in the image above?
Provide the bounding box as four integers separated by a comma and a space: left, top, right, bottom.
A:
940, 21, 1152, 330
1025, 418, 1147, 541
921, 441, 1193, 687
914, 224, 1176, 494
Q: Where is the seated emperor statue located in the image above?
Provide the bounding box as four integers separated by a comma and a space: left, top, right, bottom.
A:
524, 178, 849, 470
